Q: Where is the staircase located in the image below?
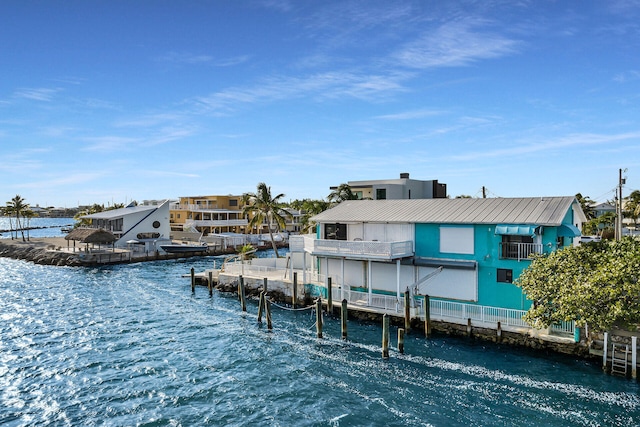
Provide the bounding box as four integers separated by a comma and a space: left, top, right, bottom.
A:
611, 344, 629, 377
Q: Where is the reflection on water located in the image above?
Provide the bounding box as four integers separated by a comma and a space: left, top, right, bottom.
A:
0, 256, 638, 426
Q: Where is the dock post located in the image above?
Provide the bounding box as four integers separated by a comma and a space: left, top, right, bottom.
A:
208, 271, 213, 297
316, 298, 323, 338
398, 328, 405, 354
190, 267, 195, 293
263, 277, 268, 294
239, 276, 247, 312
238, 275, 242, 301
424, 295, 431, 338
327, 277, 333, 315
603, 332, 609, 372
266, 299, 273, 330
404, 287, 411, 334
497, 321, 502, 342
341, 299, 348, 340
632, 336, 637, 379
292, 272, 297, 309
257, 291, 265, 323
382, 314, 390, 359
467, 318, 472, 337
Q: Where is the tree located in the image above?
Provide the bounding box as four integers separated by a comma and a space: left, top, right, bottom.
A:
328, 183, 359, 204
575, 193, 596, 220
288, 198, 330, 234
516, 238, 640, 332
624, 190, 640, 229
6, 195, 29, 241
74, 203, 105, 227
22, 208, 36, 241
242, 183, 288, 257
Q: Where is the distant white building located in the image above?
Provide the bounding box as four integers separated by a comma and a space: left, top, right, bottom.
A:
81, 200, 171, 251
330, 172, 447, 200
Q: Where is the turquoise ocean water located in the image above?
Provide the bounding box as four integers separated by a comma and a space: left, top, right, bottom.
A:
0, 219, 639, 426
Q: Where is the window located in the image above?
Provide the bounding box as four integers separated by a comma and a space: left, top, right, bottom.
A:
324, 223, 347, 240
440, 226, 474, 254
497, 268, 513, 283
229, 199, 238, 207
376, 188, 386, 200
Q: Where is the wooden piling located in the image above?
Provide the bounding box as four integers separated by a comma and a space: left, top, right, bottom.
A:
382, 314, 390, 359
404, 288, 411, 334
632, 336, 638, 380
263, 277, 268, 294
266, 299, 273, 330
341, 299, 348, 340
497, 321, 502, 342
603, 332, 609, 372
316, 298, 323, 338
208, 271, 213, 297
466, 318, 472, 337
327, 277, 333, 315
292, 272, 298, 309
398, 328, 405, 354
239, 276, 247, 312
190, 267, 195, 293
424, 294, 431, 338
257, 291, 265, 323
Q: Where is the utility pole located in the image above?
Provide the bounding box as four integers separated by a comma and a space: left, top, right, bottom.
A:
617, 168, 627, 241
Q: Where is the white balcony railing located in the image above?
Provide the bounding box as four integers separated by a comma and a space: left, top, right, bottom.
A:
191, 219, 248, 227
289, 235, 413, 260
499, 242, 543, 261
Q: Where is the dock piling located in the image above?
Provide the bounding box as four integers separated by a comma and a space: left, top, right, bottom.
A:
266, 299, 273, 330
424, 294, 431, 338
257, 291, 265, 323
208, 271, 213, 297
398, 328, 405, 354
382, 314, 390, 359
316, 298, 323, 338
190, 267, 195, 293
239, 276, 247, 312
292, 272, 297, 309
341, 299, 348, 340
404, 287, 411, 334
327, 277, 333, 315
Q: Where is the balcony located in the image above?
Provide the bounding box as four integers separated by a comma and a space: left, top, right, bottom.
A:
192, 219, 248, 227
290, 235, 413, 260
499, 242, 542, 261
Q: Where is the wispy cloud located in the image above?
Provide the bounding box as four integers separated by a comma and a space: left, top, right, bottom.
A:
193, 70, 409, 113
81, 136, 140, 152
157, 52, 250, 67
16, 172, 105, 189
393, 18, 520, 69
13, 87, 62, 102
451, 131, 640, 161
374, 109, 446, 120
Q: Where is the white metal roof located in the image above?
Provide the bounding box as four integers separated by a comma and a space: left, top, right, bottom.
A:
82, 204, 162, 220
310, 197, 581, 226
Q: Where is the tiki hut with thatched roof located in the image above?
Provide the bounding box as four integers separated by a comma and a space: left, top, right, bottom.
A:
65, 228, 117, 252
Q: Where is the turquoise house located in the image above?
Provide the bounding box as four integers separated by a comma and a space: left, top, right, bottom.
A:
296, 197, 585, 316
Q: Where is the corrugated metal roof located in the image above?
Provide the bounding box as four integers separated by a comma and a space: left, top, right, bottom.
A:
310, 197, 579, 226
82, 204, 158, 219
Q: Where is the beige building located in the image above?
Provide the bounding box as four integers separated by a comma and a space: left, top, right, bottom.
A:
170, 195, 247, 235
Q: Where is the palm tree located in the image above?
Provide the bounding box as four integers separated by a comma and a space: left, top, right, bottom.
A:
290, 198, 330, 234
242, 183, 288, 257
74, 203, 105, 227
0, 206, 14, 239
328, 183, 359, 204
22, 208, 36, 241
575, 193, 596, 220
6, 195, 29, 241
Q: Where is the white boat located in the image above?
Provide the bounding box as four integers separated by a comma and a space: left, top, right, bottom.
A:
160, 242, 208, 254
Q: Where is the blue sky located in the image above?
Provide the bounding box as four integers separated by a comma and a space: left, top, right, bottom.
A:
1, 0, 639, 208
